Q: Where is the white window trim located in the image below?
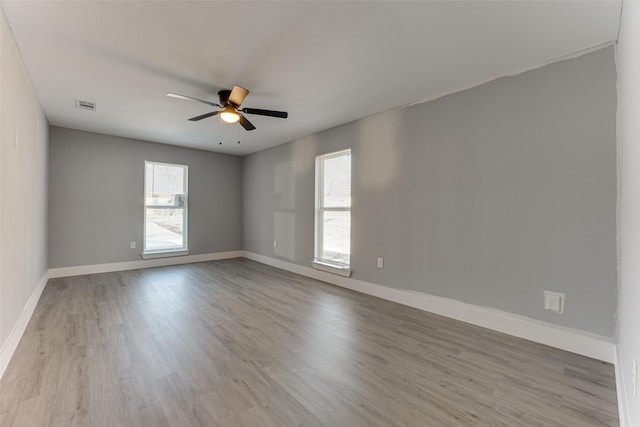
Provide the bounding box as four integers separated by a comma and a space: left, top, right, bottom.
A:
143, 161, 189, 256
312, 149, 352, 276
311, 259, 352, 277
141, 249, 190, 260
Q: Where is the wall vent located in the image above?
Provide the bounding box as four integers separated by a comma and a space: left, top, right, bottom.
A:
75, 99, 96, 111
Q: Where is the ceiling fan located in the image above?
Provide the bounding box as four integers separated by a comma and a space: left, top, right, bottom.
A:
167, 85, 288, 131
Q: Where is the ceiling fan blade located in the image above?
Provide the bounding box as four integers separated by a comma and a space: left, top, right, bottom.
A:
228, 86, 249, 107
167, 93, 220, 108
242, 107, 288, 119
188, 111, 219, 121
238, 114, 256, 131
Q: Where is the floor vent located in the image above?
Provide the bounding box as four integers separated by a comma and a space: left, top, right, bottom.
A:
75, 99, 96, 111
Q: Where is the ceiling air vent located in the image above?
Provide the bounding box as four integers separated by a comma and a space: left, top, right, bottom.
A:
75, 99, 96, 111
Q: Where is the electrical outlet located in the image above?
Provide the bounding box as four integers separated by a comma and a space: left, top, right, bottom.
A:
377, 257, 384, 268
130, 241, 136, 249
273, 240, 277, 248
543, 291, 564, 313
633, 357, 637, 396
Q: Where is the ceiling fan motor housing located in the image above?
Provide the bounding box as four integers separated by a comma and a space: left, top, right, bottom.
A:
218, 89, 231, 106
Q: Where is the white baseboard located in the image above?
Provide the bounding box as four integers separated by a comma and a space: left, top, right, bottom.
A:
242, 251, 616, 363
615, 346, 631, 427
48, 250, 244, 278
0, 271, 49, 380
1, 250, 617, 405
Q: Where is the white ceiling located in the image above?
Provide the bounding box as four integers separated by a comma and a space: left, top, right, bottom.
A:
2, 1, 622, 156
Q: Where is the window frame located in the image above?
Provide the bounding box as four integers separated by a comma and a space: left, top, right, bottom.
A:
313, 149, 352, 276
142, 161, 189, 257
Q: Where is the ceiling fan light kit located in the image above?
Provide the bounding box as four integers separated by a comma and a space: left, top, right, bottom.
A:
220, 106, 240, 123
167, 85, 288, 132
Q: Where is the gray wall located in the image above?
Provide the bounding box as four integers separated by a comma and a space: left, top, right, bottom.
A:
617, 1, 640, 423
1, 8, 48, 361
49, 127, 242, 268
243, 47, 618, 337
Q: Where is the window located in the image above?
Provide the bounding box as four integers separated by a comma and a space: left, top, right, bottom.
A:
314, 149, 352, 276
143, 161, 188, 256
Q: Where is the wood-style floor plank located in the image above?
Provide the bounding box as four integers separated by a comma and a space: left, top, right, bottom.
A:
0, 258, 619, 426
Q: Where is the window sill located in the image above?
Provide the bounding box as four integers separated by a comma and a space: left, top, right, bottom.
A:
141, 249, 189, 260
311, 260, 352, 277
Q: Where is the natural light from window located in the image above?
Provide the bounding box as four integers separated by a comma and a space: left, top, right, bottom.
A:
144, 161, 188, 253
315, 149, 351, 269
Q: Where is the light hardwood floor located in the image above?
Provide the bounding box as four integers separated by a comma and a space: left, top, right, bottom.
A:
0, 259, 618, 426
